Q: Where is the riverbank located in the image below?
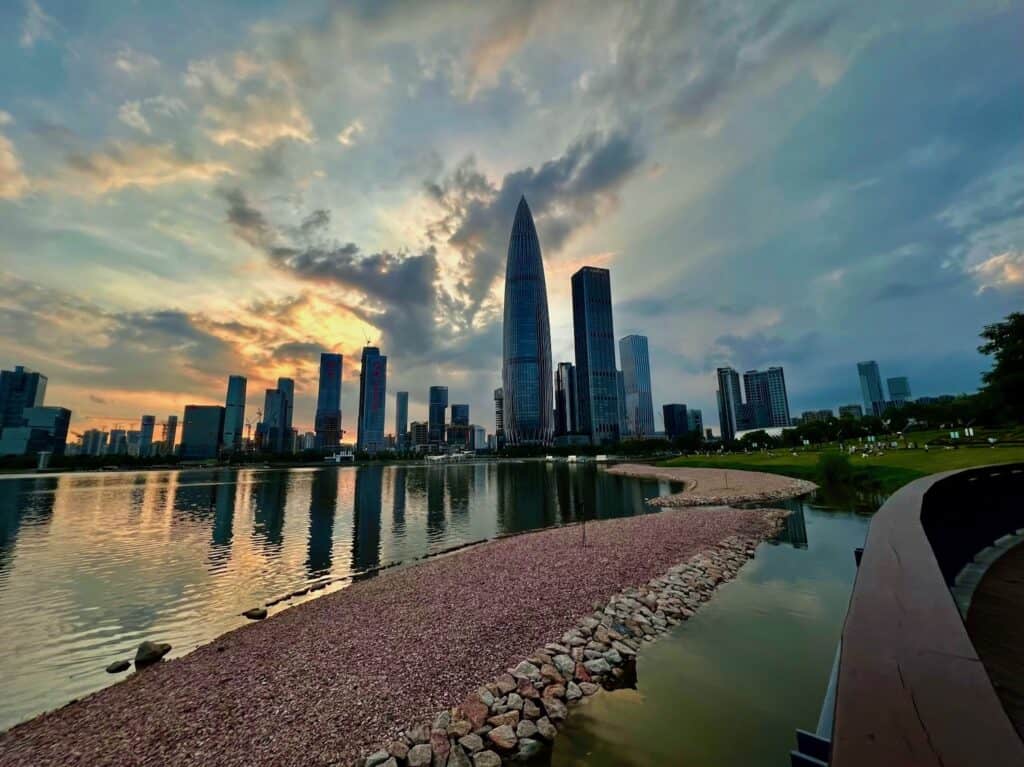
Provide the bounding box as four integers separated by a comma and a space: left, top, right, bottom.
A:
606, 464, 817, 506
0, 504, 785, 767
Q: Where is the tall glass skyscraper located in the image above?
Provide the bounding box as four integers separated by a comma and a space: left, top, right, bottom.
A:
501, 196, 554, 445
395, 391, 409, 449
356, 346, 387, 454
619, 334, 655, 437
493, 387, 504, 446
887, 376, 912, 406
315, 353, 343, 449
554, 362, 577, 436
278, 377, 295, 450
858, 361, 886, 417
663, 404, 689, 439
222, 375, 247, 451
572, 267, 619, 444
0, 365, 47, 430
429, 386, 448, 448
743, 366, 791, 427
139, 415, 156, 457
716, 366, 743, 442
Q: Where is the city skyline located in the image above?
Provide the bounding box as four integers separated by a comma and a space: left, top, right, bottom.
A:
0, 2, 1020, 437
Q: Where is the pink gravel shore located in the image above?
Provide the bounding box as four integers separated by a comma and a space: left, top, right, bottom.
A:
606, 464, 817, 506
0, 506, 780, 767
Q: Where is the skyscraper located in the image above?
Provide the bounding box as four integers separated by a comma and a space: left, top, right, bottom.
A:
743, 367, 791, 428
616, 370, 630, 438
619, 335, 656, 438
164, 415, 178, 454
501, 196, 554, 446
493, 387, 504, 446
395, 391, 409, 450
82, 429, 108, 456
716, 366, 743, 442
857, 361, 886, 417
222, 375, 247, 452
315, 353, 343, 449
572, 266, 619, 444
663, 404, 689, 439
429, 386, 448, 448
887, 376, 912, 407
448, 404, 471, 448
259, 388, 286, 453
139, 415, 156, 457
687, 408, 703, 435
356, 346, 387, 454
180, 405, 225, 460
0, 406, 70, 457
451, 404, 469, 425
278, 377, 295, 448
0, 365, 47, 430
554, 362, 577, 436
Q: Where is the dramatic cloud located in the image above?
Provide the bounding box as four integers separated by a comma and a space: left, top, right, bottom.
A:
970, 250, 1024, 293
59, 141, 232, 195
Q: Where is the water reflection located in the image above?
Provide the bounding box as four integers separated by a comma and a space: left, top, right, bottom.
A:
770, 503, 809, 549
306, 469, 337, 577
391, 467, 407, 536
352, 465, 383, 572
0, 478, 56, 576
253, 471, 287, 549
211, 477, 237, 567
426, 467, 446, 541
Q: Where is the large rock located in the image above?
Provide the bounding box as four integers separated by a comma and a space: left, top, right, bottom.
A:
476, 687, 495, 708
495, 674, 516, 694
542, 684, 565, 700
487, 711, 519, 728
458, 734, 484, 753
511, 660, 541, 681
516, 720, 538, 739
543, 697, 568, 721
505, 692, 523, 710
447, 719, 472, 738
611, 640, 636, 657
387, 741, 409, 760
552, 654, 575, 678
242, 607, 267, 620
583, 658, 611, 676
430, 730, 451, 763
516, 679, 540, 699
134, 641, 171, 668
446, 745, 471, 767
105, 660, 130, 674
472, 752, 501, 767
486, 725, 517, 750
516, 739, 543, 760
408, 744, 433, 767
536, 717, 557, 741
522, 699, 541, 719
408, 724, 431, 744
579, 682, 601, 696
366, 751, 390, 767
458, 693, 491, 729
566, 681, 583, 701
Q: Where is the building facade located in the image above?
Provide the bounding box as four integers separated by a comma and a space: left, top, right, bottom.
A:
222, 375, 247, 452
493, 387, 504, 447
571, 266, 619, 444
743, 366, 791, 428
687, 408, 703, 435
0, 406, 71, 456
82, 429, 108, 456
315, 353, 343, 449
663, 404, 689, 439
259, 388, 286, 453
395, 391, 409, 450
139, 415, 156, 457
554, 362, 577, 436
428, 386, 448, 449
356, 346, 387, 454
278, 377, 295, 447
0, 365, 47, 430
838, 404, 863, 419
857, 361, 886, 417
411, 421, 429, 449
887, 376, 912, 407
716, 366, 743, 442
164, 415, 178, 454
180, 405, 225, 460
619, 335, 656, 438
501, 196, 554, 446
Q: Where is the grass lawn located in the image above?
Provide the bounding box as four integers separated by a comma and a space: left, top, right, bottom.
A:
659, 445, 1024, 494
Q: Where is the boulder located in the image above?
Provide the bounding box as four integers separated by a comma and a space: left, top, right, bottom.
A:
487, 711, 519, 728
430, 730, 450, 763
134, 641, 171, 668
583, 658, 611, 676
472, 752, 502, 767
579, 682, 601, 696
447, 719, 472, 738
486, 725, 517, 750
522, 699, 541, 719
495, 674, 516, 694
505, 692, 523, 710
446, 745, 471, 767
542, 684, 565, 700
409, 724, 431, 744
458, 734, 484, 753
536, 717, 557, 741
242, 607, 267, 620
566, 681, 583, 701
516, 720, 538, 739
458, 693, 491, 730
407, 744, 433, 767
366, 751, 390, 767
387, 741, 409, 760
511, 660, 541, 681
105, 660, 130, 674
543, 697, 567, 720
516, 739, 543, 760
516, 679, 540, 699
552, 654, 575, 679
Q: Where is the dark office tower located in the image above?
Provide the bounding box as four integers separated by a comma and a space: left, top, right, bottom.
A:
356, 347, 387, 454
493, 388, 504, 445
315, 353, 343, 449
687, 408, 703, 435
260, 388, 285, 453
616, 371, 629, 438
619, 335, 655, 437
572, 266, 619, 445
743, 366, 791, 428
451, 404, 469, 425
180, 405, 225, 460
164, 415, 178, 454
857, 361, 886, 417
887, 376, 912, 407
428, 386, 448, 448
0, 365, 47, 430
716, 366, 743, 442
554, 362, 578, 436
139, 415, 156, 457
277, 377, 295, 447
448, 403, 471, 448
395, 391, 409, 450
663, 404, 689, 439
222, 375, 247, 452
501, 196, 554, 446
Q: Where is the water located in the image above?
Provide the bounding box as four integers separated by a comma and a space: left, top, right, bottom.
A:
0, 462, 678, 731
549, 489, 877, 766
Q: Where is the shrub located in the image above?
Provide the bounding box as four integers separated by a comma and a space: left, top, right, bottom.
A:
817, 452, 854, 485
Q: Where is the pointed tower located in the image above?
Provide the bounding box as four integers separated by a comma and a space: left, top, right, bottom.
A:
502, 196, 554, 445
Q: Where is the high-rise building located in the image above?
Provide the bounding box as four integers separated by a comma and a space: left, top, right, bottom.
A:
0, 406, 71, 457
473, 426, 487, 451
108, 429, 127, 455
887, 376, 912, 407
315, 353, 343, 449
572, 266, 619, 444
493, 387, 504, 446
619, 335, 656, 438
82, 429, 108, 456
857, 361, 886, 417
411, 421, 429, 449
222, 375, 247, 452
716, 367, 743, 442
743, 367, 791, 428
554, 362, 577, 436
838, 404, 863, 419
278, 377, 295, 447
616, 370, 630, 438
448, 404, 471, 448
801, 409, 834, 423
429, 386, 448, 448
502, 196, 554, 445
356, 346, 387, 454
0, 365, 47, 430
451, 404, 469, 425
164, 415, 178, 454
139, 415, 156, 457
180, 405, 225, 460
259, 388, 286, 453
687, 409, 703, 435
126, 430, 142, 456
395, 391, 409, 450
663, 404, 689, 439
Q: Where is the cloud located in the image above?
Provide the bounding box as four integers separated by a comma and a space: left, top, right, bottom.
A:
970, 250, 1024, 293
117, 102, 151, 134
336, 120, 365, 147
59, 141, 232, 195
117, 96, 187, 135
112, 46, 160, 76
462, 1, 549, 98
20, 0, 55, 48
0, 113, 31, 199
88, 394, 107, 404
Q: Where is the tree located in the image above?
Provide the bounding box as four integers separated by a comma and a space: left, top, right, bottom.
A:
979, 312, 1024, 423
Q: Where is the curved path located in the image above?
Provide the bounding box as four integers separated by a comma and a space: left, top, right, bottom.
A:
605, 464, 817, 507
0, 505, 782, 767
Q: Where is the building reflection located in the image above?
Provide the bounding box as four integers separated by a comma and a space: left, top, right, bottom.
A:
0, 477, 57, 576
352, 465, 383, 572
391, 467, 407, 536
775, 504, 809, 549
496, 462, 557, 533
306, 469, 338, 577
210, 473, 237, 568
447, 464, 471, 522
426, 466, 446, 541
252, 471, 287, 550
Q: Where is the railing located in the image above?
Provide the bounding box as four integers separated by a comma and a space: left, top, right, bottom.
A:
826, 462, 1024, 767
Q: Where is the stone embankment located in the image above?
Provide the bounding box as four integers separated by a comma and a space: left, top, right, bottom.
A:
606, 464, 817, 507
353, 518, 786, 767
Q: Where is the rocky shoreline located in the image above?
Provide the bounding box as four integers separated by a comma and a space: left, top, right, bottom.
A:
353, 513, 787, 767
606, 463, 817, 507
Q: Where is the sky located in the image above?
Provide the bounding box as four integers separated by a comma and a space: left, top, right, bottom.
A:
0, 0, 1021, 440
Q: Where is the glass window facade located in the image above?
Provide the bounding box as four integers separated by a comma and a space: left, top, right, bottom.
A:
571, 267, 619, 444
315, 353, 343, 449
